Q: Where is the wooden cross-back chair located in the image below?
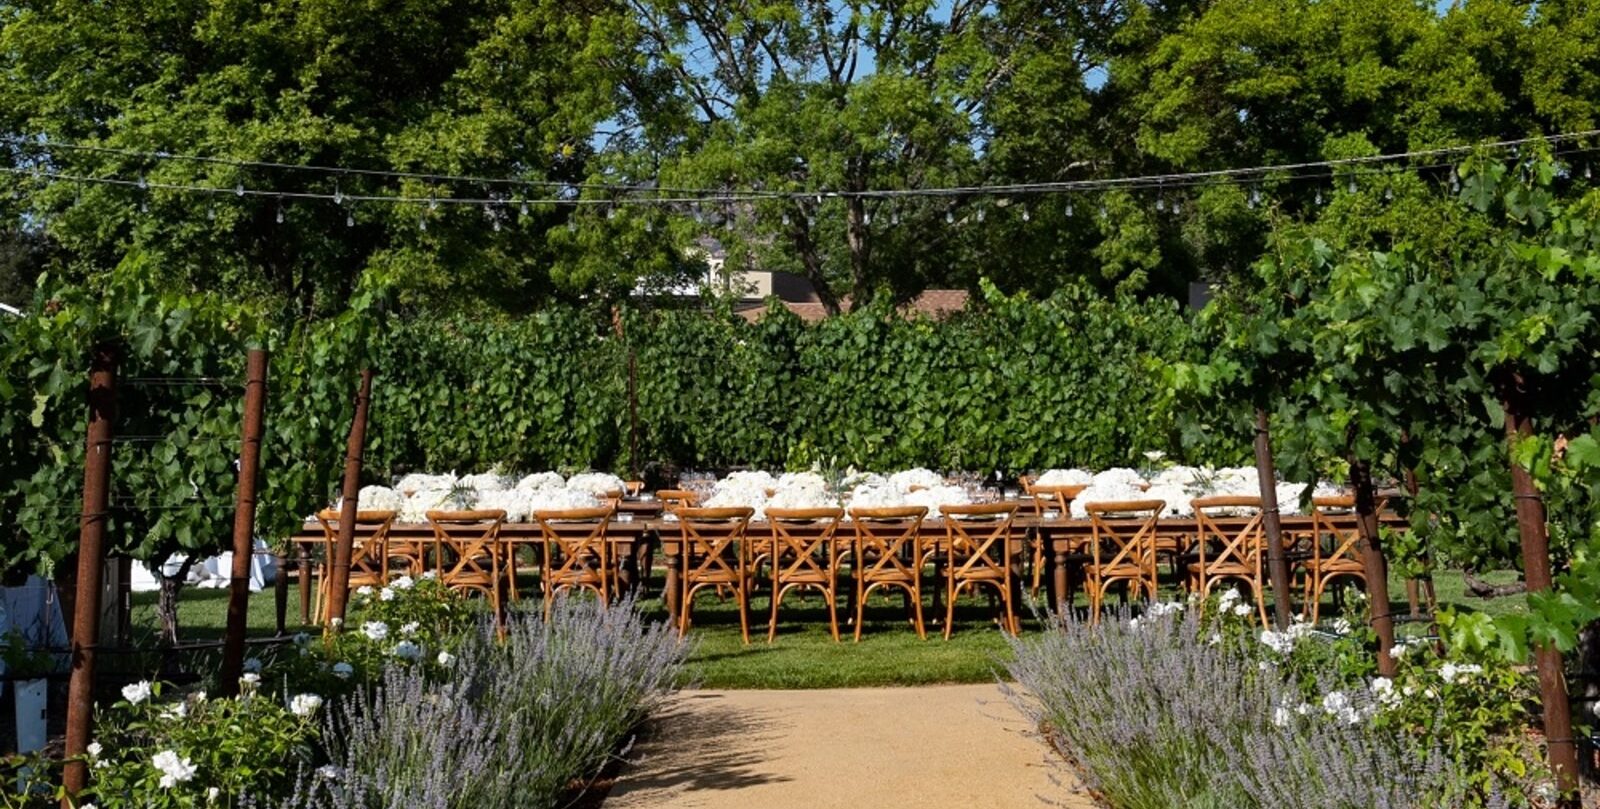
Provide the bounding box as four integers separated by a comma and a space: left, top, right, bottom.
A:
1187, 495, 1267, 623
314, 509, 397, 624
533, 506, 614, 615
1304, 495, 1365, 622
1082, 500, 1164, 625
676, 506, 756, 643
656, 489, 700, 513
426, 509, 507, 621
765, 507, 845, 642
848, 506, 929, 641
942, 502, 1020, 639
1027, 484, 1087, 596
623, 480, 645, 497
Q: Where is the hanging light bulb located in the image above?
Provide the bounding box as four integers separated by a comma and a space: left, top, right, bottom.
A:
1384, 186, 1393, 202
863, 209, 872, 226
945, 209, 954, 224
520, 198, 530, 217
724, 211, 734, 230
806, 213, 816, 228
1586, 164, 1593, 181
1023, 205, 1033, 222
139, 195, 149, 213
1155, 196, 1166, 213
206, 202, 216, 221
418, 214, 427, 232
568, 216, 577, 232
428, 196, 439, 213
1171, 198, 1182, 215
136, 174, 148, 191
607, 206, 617, 220
890, 208, 900, 225
1098, 201, 1107, 219
346, 208, 356, 228
1347, 177, 1357, 194
492, 214, 501, 232
976, 206, 986, 223
781, 210, 791, 226
692, 204, 703, 224
1314, 189, 1323, 206
275, 199, 284, 224
235, 181, 245, 197
333, 182, 344, 206
1063, 201, 1071, 218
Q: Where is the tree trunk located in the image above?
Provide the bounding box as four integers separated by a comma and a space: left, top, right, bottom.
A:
1252, 408, 1292, 628
789, 212, 842, 315
1347, 454, 1396, 677
1501, 378, 1580, 805
155, 556, 197, 646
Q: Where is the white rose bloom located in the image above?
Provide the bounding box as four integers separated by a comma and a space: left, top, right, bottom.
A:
152, 750, 197, 788
362, 621, 390, 641
401, 621, 420, 635
207, 786, 221, 803
121, 681, 154, 704
290, 693, 323, 717
437, 650, 457, 667
355, 585, 374, 598
390, 575, 415, 590
1232, 603, 1252, 617
87, 742, 103, 759
379, 587, 396, 602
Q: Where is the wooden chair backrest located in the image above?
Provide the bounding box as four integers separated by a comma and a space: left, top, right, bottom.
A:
1310, 495, 1361, 566
942, 502, 1018, 580
656, 489, 701, 512
316, 509, 397, 579
533, 506, 613, 580
1190, 495, 1264, 570
1030, 484, 1087, 517
676, 507, 754, 583
624, 480, 645, 497
767, 507, 845, 581
849, 506, 928, 583
426, 509, 506, 586
1083, 499, 1164, 572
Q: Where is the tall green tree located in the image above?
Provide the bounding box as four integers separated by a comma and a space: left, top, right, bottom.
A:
0, 0, 672, 314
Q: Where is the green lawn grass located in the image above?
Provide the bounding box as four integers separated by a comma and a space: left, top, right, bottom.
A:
134, 565, 1530, 689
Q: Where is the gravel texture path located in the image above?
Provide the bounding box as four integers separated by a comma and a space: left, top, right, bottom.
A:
604, 683, 1093, 808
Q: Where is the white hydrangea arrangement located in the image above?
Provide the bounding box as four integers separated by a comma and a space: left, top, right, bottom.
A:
394, 472, 456, 495
888, 467, 945, 492
1034, 468, 1093, 487
515, 471, 565, 491
356, 485, 405, 513
565, 472, 627, 496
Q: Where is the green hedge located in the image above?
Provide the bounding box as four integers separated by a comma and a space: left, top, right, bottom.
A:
365, 284, 1250, 479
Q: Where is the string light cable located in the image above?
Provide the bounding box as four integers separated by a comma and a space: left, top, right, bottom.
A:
0, 128, 1596, 211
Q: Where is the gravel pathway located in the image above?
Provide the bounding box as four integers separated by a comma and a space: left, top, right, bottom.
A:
603, 683, 1092, 808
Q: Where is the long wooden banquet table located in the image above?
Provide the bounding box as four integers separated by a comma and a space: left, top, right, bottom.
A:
288, 500, 1410, 624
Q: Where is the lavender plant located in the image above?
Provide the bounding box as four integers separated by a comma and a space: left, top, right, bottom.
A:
1005, 603, 1493, 809
286, 596, 688, 809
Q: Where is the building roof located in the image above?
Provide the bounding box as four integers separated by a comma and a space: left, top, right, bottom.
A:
736, 289, 971, 323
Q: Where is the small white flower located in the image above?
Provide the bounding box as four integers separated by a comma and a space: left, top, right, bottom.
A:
1147, 601, 1184, 618
207, 786, 220, 803
1370, 677, 1402, 709
1257, 659, 1272, 671
1232, 603, 1252, 617
1294, 702, 1314, 716
1207, 633, 1222, 646
239, 673, 261, 694
1272, 705, 1292, 727
1218, 588, 1240, 606
290, 693, 323, 717
355, 585, 374, 598
121, 681, 153, 704
362, 621, 390, 641
401, 621, 420, 636
1439, 662, 1482, 684
329, 617, 344, 628
162, 701, 187, 719
1390, 642, 1409, 659
437, 650, 456, 667
392, 640, 423, 661
242, 657, 263, 673
1332, 618, 1352, 635
331, 662, 355, 680
152, 749, 197, 788
192, 690, 207, 703
379, 587, 396, 602
1128, 617, 1142, 631
315, 764, 343, 781
1259, 630, 1295, 655
390, 575, 415, 590
87, 742, 103, 759
1143, 450, 1166, 462
421, 570, 438, 580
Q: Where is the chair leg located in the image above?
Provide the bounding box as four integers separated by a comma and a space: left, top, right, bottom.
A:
767, 582, 784, 643
738, 585, 750, 646
853, 579, 867, 643
825, 585, 840, 642
944, 580, 958, 641
911, 583, 927, 640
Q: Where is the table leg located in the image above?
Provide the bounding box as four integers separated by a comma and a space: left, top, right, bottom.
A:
297, 544, 312, 626
1053, 546, 1070, 616
274, 553, 289, 635
617, 539, 637, 595
664, 547, 681, 625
